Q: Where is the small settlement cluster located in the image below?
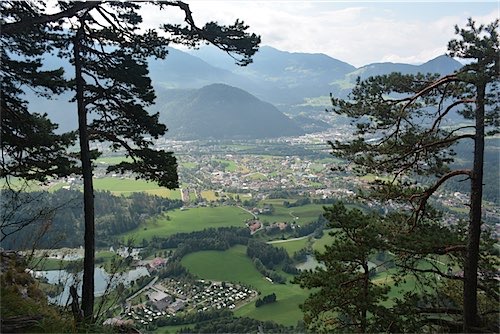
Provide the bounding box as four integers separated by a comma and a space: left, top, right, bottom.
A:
116, 277, 257, 326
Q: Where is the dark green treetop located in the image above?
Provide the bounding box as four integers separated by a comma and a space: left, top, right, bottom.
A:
1, 1, 78, 182
295, 202, 394, 333
327, 18, 499, 332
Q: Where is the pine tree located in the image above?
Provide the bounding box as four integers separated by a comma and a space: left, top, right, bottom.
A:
295, 203, 394, 333
328, 19, 499, 332
2, 0, 260, 323
1, 1, 78, 182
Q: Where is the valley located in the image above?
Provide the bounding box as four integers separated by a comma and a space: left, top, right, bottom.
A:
12, 132, 498, 332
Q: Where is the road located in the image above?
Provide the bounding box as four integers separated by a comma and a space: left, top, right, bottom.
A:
237, 205, 257, 219
126, 276, 158, 302
267, 235, 310, 244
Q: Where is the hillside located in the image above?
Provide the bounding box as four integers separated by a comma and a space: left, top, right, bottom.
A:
0, 252, 74, 333
148, 47, 246, 90
26, 46, 464, 133
190, 45, 357, 104
157, 84, 305, 140
345, 54, 462, 82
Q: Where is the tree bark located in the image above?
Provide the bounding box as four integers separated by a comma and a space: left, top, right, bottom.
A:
463, 80, 485, 332
361, 260, 369, 333
74, 20, 95, 323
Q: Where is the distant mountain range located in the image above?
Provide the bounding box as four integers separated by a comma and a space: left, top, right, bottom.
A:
345, 55, 462, 82
32, 45, 463, 139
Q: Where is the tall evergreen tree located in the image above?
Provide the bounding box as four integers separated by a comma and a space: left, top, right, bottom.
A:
2, 0, 259, 323
295, 203, 394, 333
328, 19, 498, 332
0, 1, 78, 182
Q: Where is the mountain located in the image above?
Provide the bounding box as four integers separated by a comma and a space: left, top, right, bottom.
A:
190, 46, 357, 104
27, 47, 464, 134
345, 55, 462, 82
156, 84, 304, 140
291, 115, 331, 133
148, 47, 247, 90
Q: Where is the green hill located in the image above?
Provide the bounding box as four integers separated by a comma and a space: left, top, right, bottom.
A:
158, 83, 305, 140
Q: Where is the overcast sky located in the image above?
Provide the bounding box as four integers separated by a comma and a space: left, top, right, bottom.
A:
141, 1, 498, 67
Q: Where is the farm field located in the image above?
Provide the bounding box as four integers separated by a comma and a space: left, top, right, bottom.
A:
93, 177, 181, 199
258, 201, 325, 225
213, 158, 238, 172
181, 245, 308, 326
121, 206, 253, 242
312, 229, 336, 252
267, 238, 309, 256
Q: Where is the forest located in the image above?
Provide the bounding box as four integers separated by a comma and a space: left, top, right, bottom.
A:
1, 188, 182, 249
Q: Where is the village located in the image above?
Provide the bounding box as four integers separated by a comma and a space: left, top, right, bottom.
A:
121, 279, 255, 322
53, 129, 499, 236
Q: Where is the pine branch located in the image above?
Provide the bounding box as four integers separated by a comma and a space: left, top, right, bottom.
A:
399, 74, 460, 112
398, 263, 462, 281
410, 169, 471, 225
415, 307, 462, 314
1, 2, 99, 34
430, 98, 475, 132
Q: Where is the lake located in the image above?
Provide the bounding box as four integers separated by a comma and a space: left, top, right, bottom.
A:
35, 266, 149, 305
295, 255, 377, 271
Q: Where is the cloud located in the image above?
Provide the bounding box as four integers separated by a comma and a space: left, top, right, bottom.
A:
139, 2, 498, 67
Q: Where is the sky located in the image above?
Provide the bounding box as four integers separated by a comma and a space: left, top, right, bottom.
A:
140, 1, 499, 67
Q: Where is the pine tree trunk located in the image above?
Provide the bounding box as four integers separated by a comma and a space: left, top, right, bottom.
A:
463, 80, 485, 332
74, 22, 95, 323
361, 261, 369, 333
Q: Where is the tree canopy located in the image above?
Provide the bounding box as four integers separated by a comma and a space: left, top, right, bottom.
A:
322, 18, 499, 332
1, 0, 260, 324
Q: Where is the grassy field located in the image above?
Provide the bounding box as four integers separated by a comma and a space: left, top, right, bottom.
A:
258, 202, 325, 225
93, 177, 181, 199
29, 257, 73, 271
121, 206, 253, 242
200, 190, 217, 201
213, 159, 238, 172
312, 229, 336, 252
29, 250, 119, 270
181, 245, 309, 326
268, 238, 309, 256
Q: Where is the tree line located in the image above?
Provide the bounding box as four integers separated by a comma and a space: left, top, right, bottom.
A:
1, 189, 182, 250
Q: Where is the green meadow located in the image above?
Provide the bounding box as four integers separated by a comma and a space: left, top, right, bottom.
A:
200, 190, 218, 201
268, 238, 309, 256
121, 206, 253, 242
312, 229, 336, 252
213, 159, 238, 172
181, 245, 309, 326
93, 177, 181, 199
258, 201, 325, 225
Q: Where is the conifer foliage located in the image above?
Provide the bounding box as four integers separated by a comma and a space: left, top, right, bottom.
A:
295, 203, 394, 333
1, 0, 260, 324
326, 19, 498, 332
0, 1, 78, 181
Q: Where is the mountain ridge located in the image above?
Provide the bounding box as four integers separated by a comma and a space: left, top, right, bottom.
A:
28, 46, 463, 136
